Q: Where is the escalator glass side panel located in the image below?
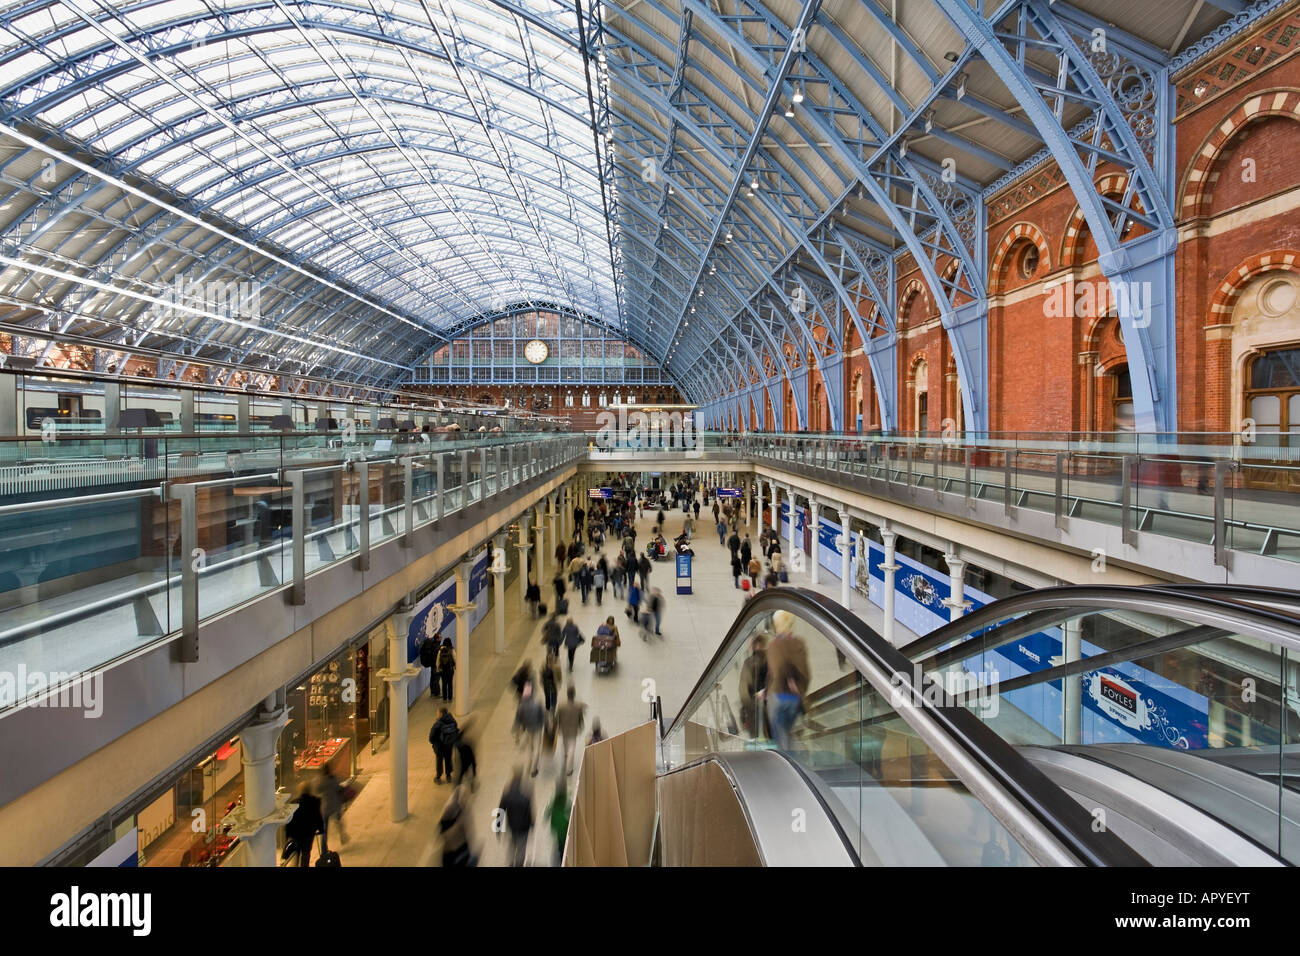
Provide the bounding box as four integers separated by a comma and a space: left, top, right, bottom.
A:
923, 600, 1300, 863
664, 602, 1039, 865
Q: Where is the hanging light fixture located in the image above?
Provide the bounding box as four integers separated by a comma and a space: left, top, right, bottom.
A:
792, 81, 805, 104
784, 103, 795, 118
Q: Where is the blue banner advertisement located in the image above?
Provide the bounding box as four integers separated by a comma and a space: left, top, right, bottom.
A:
405, 547, 491, 704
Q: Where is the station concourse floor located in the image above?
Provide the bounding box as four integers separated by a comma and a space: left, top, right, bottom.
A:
330, 493, 910, 867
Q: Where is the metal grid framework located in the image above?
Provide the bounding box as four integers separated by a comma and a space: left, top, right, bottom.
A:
0, 0, 1272, 429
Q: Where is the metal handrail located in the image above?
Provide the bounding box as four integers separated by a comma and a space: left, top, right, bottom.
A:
0, 485, 160, 516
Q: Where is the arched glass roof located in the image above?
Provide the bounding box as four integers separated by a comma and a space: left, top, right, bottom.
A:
0, 0, 621, 385
0, 0, 1249, 415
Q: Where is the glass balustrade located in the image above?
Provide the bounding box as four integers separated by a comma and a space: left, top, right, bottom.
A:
0, 432, 583, 710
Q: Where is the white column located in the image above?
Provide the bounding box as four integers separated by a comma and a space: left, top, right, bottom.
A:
492, 533, 508, 654
808, 499, 821, 585
743, 479, 751, 529
449, 558, 477, 718
223, 705, 291, 866
547, 499, 558, 556
786, 486, 797, 563
943, 552, 968, 623
880, 529, 899, 647
516, 513, 533, 609
838, 509, 852, 608
379, 613, 421, 821
533, 506, 546, 580
769, 480, 778, 532
1062, 615, 1082, 745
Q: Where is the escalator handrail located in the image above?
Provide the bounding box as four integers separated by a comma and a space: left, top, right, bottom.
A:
900, 584, 1300, 664
664, 587, 1148, 866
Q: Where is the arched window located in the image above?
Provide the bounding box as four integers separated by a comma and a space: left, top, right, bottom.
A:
597, 392, 607, 407
852, 372, 864, 426
564, 391, 574, 408
1111, 365, 1134, 432
912, 359, 929, 433
581, 390, 591, 407
1247, 345, 1300, 446
611, 391, 621, 406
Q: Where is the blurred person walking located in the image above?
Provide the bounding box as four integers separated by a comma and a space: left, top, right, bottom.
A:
546, 783, 572, 867
555, 685, 587, 776
499, 769, 534, 867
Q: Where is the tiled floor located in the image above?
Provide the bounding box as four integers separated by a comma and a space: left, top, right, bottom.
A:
325, 490, 910, 867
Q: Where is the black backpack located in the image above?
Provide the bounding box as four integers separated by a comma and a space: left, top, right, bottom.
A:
418, 638, 438, 668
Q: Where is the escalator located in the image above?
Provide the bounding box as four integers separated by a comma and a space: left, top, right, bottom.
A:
654, 585, 1300, 866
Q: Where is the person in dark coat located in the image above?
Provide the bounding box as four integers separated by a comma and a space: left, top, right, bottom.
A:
525, 578, 541, 618
739, 635, 769, 738
692, 498, 700, 520
562, 617, 585, 671
552, 573, 566, 605
542, 613, 564, 657
435, 638, 456, 702
499, 769, 534, 867
727, 529, 741, 559
739, 535, 752, 567
731, 552, 744, 589
429, 707, 459, 784
637, 553, 651, 591
284, 783, 324, 867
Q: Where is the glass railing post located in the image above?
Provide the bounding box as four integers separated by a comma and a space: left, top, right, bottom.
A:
434, 453, 445, 520
459, 449, 469, 505
357, 460, 371, 571
1004, 450, 1016, 517
173, 481, 199, 662
479, 445, 487, 500
1121, 454, 1136, 546
964, 448, 973, 508
403, 456, 415, 547
1214, 459, 1239, 567
906, 443, 914, 496
933, 443, 941, 498
1054, 453, 1068, 530
288, 469, 306, 604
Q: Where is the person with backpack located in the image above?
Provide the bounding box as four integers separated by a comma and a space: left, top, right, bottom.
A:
435, 638, 456, 703
593, 557, 607, 606
429, 707, 459, 784
417, 633, 440, 698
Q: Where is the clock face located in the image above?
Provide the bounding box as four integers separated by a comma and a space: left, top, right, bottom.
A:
523, 339, 549, 364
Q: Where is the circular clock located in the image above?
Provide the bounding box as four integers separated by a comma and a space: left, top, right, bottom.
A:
523, 339, 549, 364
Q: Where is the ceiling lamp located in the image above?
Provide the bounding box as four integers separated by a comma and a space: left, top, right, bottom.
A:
792, 82, 804, 104
783, 103, 795, 118
750, 176, 759, 190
